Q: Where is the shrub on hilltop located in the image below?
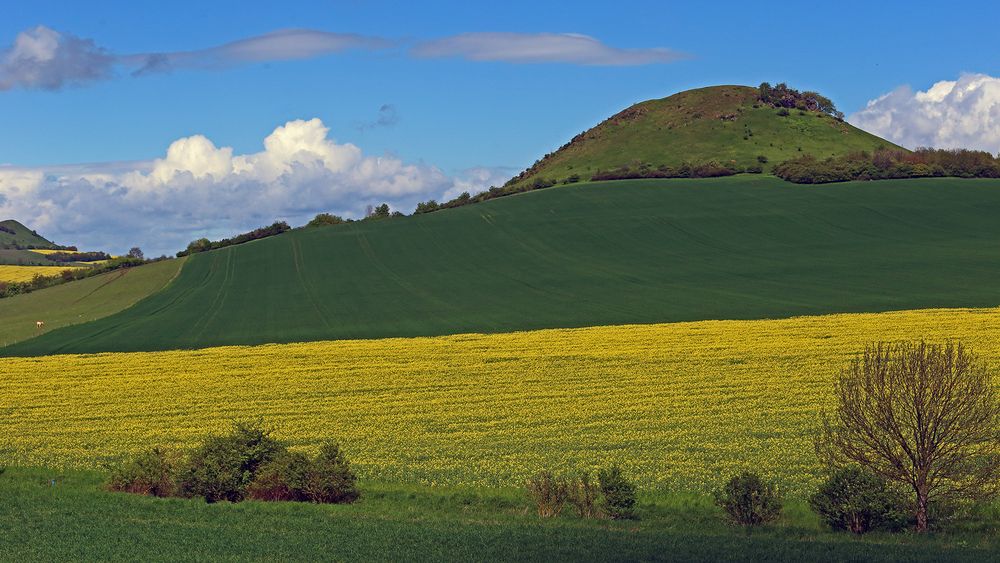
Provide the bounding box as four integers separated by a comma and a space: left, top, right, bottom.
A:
758, 82, 843, 120
307, 213, 346, 227
177, 221, 291, 257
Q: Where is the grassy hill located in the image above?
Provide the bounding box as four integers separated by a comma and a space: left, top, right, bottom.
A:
0, 249, 62, 266
0, 258, 184, 347
506, 85, 898, 188
8, 175, 1000, 356
0, 219, 59, 250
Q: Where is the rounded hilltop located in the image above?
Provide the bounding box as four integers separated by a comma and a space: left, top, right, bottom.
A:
505, 84, 898, 189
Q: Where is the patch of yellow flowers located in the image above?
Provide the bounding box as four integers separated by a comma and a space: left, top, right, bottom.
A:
0, 265, 86, 283
2, 306, 1000, 494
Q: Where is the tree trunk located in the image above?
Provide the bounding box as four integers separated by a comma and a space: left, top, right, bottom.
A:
915, 490, 929, 533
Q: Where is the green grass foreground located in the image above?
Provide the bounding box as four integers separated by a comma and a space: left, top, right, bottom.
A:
10, 175, 1000, 355
1, 468, 998, 562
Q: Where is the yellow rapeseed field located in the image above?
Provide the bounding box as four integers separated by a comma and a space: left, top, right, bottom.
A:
0, 265, 86, 283
2, 306, 1000, 494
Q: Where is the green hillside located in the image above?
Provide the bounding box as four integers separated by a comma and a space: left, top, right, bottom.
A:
0, 249, 61, 266
0, 258, 184, 347
0, 219, 59, 250
507, 85, 899, 188
8, 175, 1000, 356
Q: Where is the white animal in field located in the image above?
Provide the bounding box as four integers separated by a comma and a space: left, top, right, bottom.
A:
36, 321, 45, 329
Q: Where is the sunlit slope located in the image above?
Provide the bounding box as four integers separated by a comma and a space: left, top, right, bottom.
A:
0, 219, 58, 250
8, 175, 1000, 355
0, 258, 184, 347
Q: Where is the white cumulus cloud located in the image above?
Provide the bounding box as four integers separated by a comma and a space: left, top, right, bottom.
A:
0, 118, 507, 256
850, 74, 1000, 153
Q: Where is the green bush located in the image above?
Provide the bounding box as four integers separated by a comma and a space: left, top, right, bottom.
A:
809, 466, 905, 534
526, 471, 570, 517
567, 472, 602, 519
107, 422, 360, 505
179, 421, 285, 503
715, 471, 782, 527
304, 442, 360, 504
307, 213, 346, 227
776, 108, 790, 117
107, 447, 180, 498
247, 451, 313, 502
598, 466, 637, 520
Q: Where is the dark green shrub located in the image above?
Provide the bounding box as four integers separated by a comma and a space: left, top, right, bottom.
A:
414, 200, 440, 214
716, 471, 782, 527
247, 451, 312, 502
530, 177, 556, 190
179, 421, 285, 503
756, 155, 769, 164
776, 108, 790, 117
526, 471, 570, 517
177, 221, 290, 257
809, 466, 905, 534
307, 213, 345, 227
304, 442, 360, 504
107, 447, 180, 498
598, 466, 637, 520
567, 472, 602, 519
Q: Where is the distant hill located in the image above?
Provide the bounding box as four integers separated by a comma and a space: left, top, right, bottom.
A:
0, 220, 60, 250
0, 258, 184, 347
9, 175, 1000, 356
506, 85, 899, 188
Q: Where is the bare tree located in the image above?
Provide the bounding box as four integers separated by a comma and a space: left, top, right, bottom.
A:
816, 341, 1000, 532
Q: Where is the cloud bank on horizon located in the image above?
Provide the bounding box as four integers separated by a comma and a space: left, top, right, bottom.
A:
850, 74, 1000, 153
0, 118, 513, 255
0, 26, 685, 91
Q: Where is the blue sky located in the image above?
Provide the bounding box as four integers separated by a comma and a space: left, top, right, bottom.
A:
2, 0, 999, 254
3, 0, 997, 170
